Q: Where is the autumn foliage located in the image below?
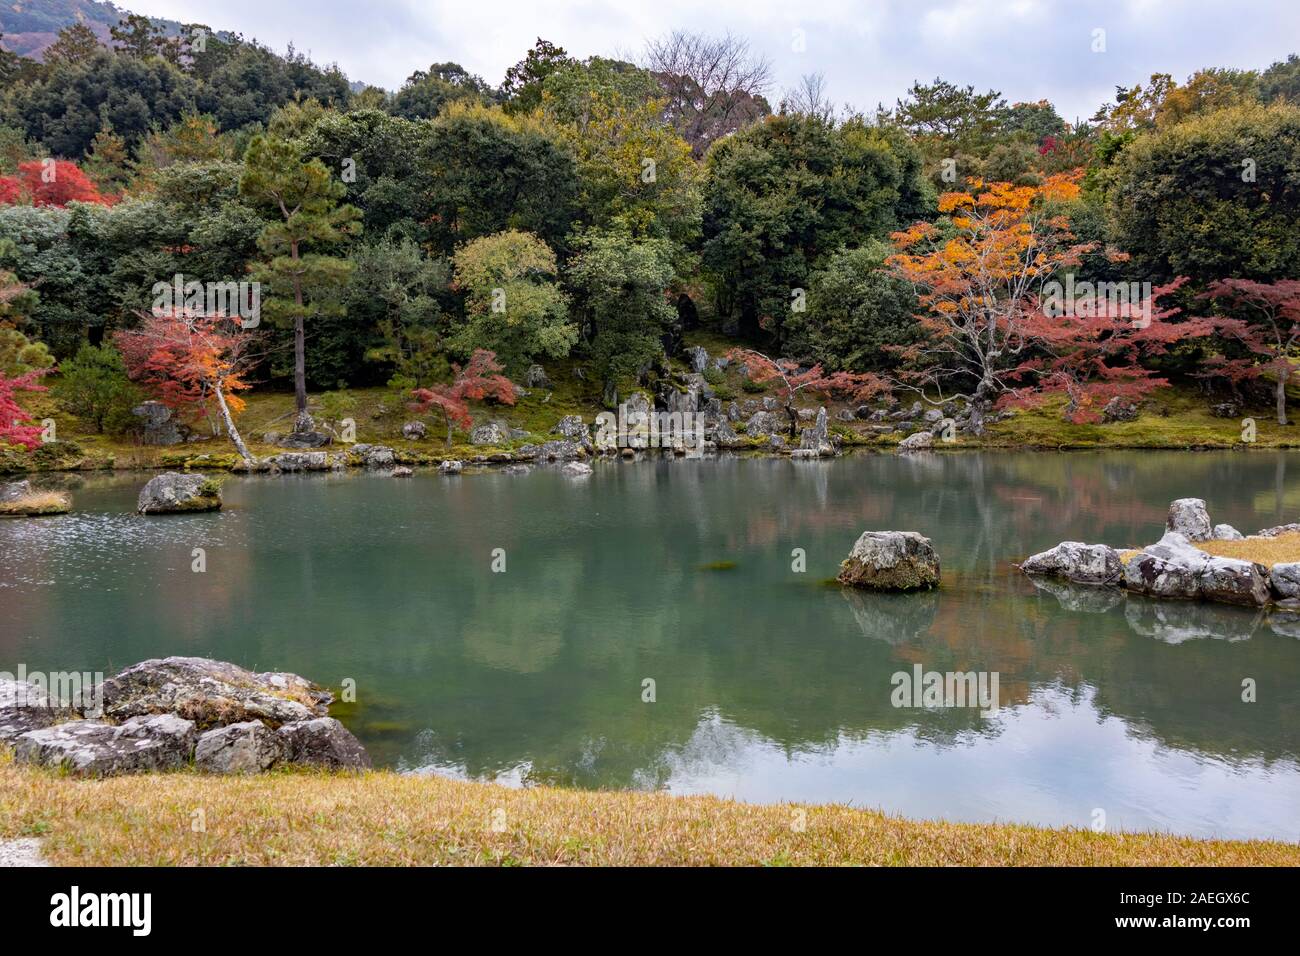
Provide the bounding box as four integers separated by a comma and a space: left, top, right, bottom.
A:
0, 161, 114, 208
409, 349, 517, 444
0, 368, 49, 450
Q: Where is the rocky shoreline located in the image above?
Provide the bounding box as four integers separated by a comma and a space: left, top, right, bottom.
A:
1020, 497, 1300, 609
0, 657, 370, 776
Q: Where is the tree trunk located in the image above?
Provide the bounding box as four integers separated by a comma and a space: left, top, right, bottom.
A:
785, 400, 800, 437
291, 239, 310, 433
213, 381, 253, 464
1277, 365, 1288, 426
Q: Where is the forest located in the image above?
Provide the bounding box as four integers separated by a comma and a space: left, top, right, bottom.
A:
2, 14, 1300, 458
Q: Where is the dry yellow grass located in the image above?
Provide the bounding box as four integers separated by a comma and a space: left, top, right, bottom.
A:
1195, 531, 1300, 568
1, 756, 1294, 866
0, 491, 70, 517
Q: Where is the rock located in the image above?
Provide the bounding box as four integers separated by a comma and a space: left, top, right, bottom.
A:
195, 721, 283, 773
1020, 541, 1123, 585
532, 439, 584, 462
726, 402, 741, 422
136, 472, 221, 515
1210, 402, 1240, 419
768, 434, 787, 451
713, 420, 743, 448
263, 452, 329, 472
1166, 498, 1212, 541
1200, 556, 1272, 606
551, 415, 587, 440
898, 431, 934, 452
275, 717, 370, 769
923, 407, 944, 423
0, 679, 64, 742
562, 461, 593, 477
1257, 523, 1300, 538
1212, 523, 1244, 540
274, 431, 332, 449
101, 657, 330, 729
470, 423, 507, 446
15, 714, 196, 776
350, 444, 395, 468
402, 421, 427, 440
132, 401, 186, 445
837, 531, 940, 591
502, 464, 531, 475
391, 466, 413, 477
438, 459, 463, 475
687, 345, 709, 373
1102, 397, 1139, 423
745, 411, 780, 437
525, 364, 552, 389
625, 392, 652, 418
1, 479, 33, 502
1268, 562, 1300, 599
1123, 553, 1202, 600
798, 407, 835, 457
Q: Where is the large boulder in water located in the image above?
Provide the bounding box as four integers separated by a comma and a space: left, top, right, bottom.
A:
14, 714, 196, 776
837, 531, 940, 591
1199, 556, 1271, 606
1019, 541, 1122, 585
1166, 498, 1212, 541
101, 656, 331, 729
136, 472, 221, 515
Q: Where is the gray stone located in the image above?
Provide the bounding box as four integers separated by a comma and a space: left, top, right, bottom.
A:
1258, 523, 1300, 538
101, 656, 330, 729
923, 407, 944, 423
688, 345, 709, 373
898, 431, 934, 452
562, 461, 593, 477
798, 407, 835, 457
1123, 553, 1201, 600
470, 422, 507, 446
391, 466, 413, 477
1200, 556, 1272, 606
350, 444, 396, 468
438, 459, 463, 475
274, 430, 332, 449
551, 415, 587, 440
136, 472, 221, 515
1268, 562, 1300, 599
0, 679, 63, 742
1020, 541, 1123, 585
195, 721, 283, 773
1166, 498, 1212, 541
15, 714, 196, 775
525, 365, 552, 389
745, 411, 780, 437
263, 452, 329, 472
837, 531, 940, 591
1212, 523, 1244, 540
1210, 402, 1240, 419
402, 421, 427, 440
533, 439, 584, 462
276, 717, 371, 769
1102, 397, 1139, 423
132, 401, 186, 445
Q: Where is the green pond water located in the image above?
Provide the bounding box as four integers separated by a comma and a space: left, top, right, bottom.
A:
3, 451, 1299, 841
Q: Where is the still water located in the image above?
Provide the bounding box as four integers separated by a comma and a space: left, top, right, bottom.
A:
3, 451, 1299, 841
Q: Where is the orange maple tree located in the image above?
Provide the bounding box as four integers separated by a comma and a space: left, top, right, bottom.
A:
0, 160, 114, 208
115, 310, 258, 461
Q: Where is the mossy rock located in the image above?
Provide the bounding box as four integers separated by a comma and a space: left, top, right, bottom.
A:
0, 492, 71, 517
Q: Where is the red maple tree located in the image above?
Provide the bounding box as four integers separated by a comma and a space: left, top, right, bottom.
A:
0, 160, 114, 207
1197, 279, 1300, 425
726, 348, 888, 435
0, 368, 50, 450
115, 310, 258, 461
409, 349, 517, 446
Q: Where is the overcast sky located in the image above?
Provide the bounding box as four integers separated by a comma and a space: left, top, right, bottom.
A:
125, 0, 1300, 122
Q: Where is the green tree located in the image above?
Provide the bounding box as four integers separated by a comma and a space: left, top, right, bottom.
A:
501, 39, 572, 114
783, 242, 918, 372
1108, 102, 1300, 282
240, 134, 361, 431
391, 62, 491, 120
53, 343, 141, 433
43, 24, 102, 67
566, 227, 676, 390
894, 78, 1008, 155
449, 230, 574, 373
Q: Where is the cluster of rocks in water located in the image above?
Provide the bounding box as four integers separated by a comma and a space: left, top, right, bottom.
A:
1020, 497, 1300, 608
0, 657, 370, 776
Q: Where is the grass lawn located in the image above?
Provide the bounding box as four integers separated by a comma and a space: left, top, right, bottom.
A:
1, 756, 1295, 866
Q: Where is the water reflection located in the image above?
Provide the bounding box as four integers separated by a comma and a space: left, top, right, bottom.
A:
2, 451, 1299, 840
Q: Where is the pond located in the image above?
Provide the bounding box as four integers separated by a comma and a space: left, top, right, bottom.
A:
3, 450, 1299, 842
